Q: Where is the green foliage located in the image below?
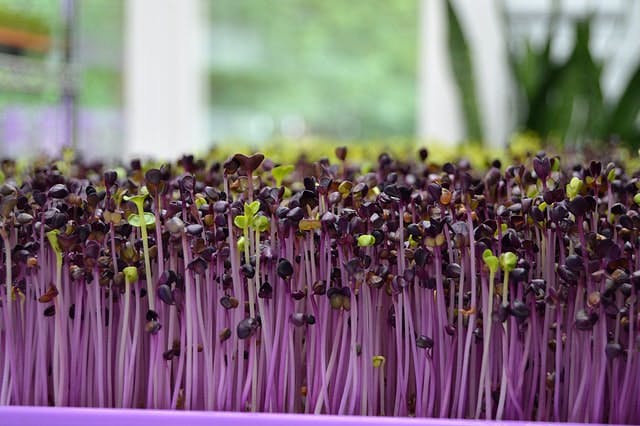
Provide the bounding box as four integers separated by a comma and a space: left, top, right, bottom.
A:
124, 193, 154, 228
357, 234, 376, 247
606, 65, 640, 147
123, 266, 138, 283
509, 17, 640, 148
210, 0, 418, 139
0, 0, 123, 107
46, 229, 61, 255
272, 165, 294, 187
127, 212, 156, 228
237, 236, 246, 252
253, 215, 270, 232
79, 68, 122, 107
482, 249, 499, 274
445, 0, 483, 142
234, 215, 250, 230
447, 3, 640, 148
0, 7, 50, 35
123, 193, 148, 211
566, 177, 583, 201
499, 252, 517, 272
244, 201, 260, 218
520, 19, 605, 144
235, 201, 268, 231
371, 355, 385, 368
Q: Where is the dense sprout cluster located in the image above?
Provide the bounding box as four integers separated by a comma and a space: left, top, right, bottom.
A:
0, 149, 639, 423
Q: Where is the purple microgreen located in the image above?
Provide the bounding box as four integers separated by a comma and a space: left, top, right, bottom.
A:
0, 150, 639, 421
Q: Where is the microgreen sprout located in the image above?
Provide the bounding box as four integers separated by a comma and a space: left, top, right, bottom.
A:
0, 150, 637, 423
272, 164, 294, 188
357, 234, 376, 247
123, 192, 155, 312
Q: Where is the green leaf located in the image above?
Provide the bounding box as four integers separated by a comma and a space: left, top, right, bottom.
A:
634, 193, 640, 206
357, 234, 376, 247
566, 177, 583, 200
234, 215, 249, 230
525, 18, 605, 143
46, 230, 62, 255
606, 63, 640, 148
493, 223, 508, 238
115, 167, 127, 181
123, 192, 148, 204
252, 215, 270, 232
127, 212, 156, 228
484, 256, 499, 274
526, 185, 539, 198
507, 5, 557, 114
237, 236, 246, 252
244, 201, 260, 218
500, 252, 518, 272
482, 249, 499, 273
482, 248, 493, 261
124, 190, 149, 214
272, 165, 294, 187
113, 187, 128, 209
372, 355, 385, 368
446, 0, 483, 142
299, 218, 321, 231
195, 195, 207, 208
208, 0, 419, 140
123, 266, 139, 283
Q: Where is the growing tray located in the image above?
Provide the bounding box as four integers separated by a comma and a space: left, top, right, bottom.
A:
0, 407, 585, 426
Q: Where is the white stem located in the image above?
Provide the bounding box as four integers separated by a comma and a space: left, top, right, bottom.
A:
117, 278, 132, 407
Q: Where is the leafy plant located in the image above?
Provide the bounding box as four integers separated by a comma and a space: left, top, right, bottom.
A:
446, 0, 484, 142
515, 14, 640, 147
448, 2, 640, 148
0, 8, 50, 35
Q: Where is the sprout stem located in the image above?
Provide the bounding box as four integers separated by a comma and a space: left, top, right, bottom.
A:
92, 268, 105, 407
496, 268, 510, 420
476, 268, 495, 419
52, 242, 67, 405
116, 272, 132, 407
135, 203, 155, 313
0, 229, 14, 405
458, 209, 477, 417
123, 282, 141, 407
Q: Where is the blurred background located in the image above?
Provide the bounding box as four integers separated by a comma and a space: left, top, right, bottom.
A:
0, 0, 639, 160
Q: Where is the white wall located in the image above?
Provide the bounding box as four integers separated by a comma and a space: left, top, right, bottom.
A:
418, 0, 513, 148
417, 0, 465, 145
124, 0, 209, 161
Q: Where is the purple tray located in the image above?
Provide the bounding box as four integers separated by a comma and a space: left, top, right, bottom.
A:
0, 407, 576, 426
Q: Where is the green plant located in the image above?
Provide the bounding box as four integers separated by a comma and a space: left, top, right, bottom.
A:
0, 8, 50, 35
447, 1, 640, 148
446, 0, 483, 142
513, 14, 640, 147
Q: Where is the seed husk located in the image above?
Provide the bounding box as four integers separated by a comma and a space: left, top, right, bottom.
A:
277, 258, 294, 280
237, 318, 259, 339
